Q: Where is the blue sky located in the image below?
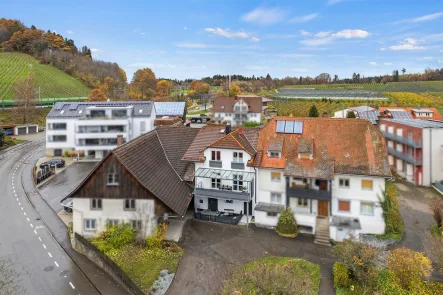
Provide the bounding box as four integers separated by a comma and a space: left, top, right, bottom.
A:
1, 0, 443, 81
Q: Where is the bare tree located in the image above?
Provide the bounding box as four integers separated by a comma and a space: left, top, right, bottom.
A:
0, 259, 25, 295
13, 73, 37, 124
429, 198, 443, 228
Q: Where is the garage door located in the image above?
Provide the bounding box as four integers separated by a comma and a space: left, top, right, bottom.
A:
28, 126, 37, 133
17, 127, 27, 135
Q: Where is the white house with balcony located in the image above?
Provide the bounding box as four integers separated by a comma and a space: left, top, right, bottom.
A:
212, 95, 262, 126
46, 101, 155, 159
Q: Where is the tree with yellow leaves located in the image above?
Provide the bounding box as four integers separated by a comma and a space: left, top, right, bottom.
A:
229, 85, 242, 96
156, 80, 172, 97
129, 68, 157, 99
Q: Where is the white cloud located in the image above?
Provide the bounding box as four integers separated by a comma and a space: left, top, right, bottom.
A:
438, 60, 443, 64
290, 13, 318, 23
369, 62, 377, 66
331, 29, 370, 39
388, 38, 426, 51
176, 42, 208, 48
263, 34, 298, 39
314, 31, 331, 38
167, 64, 176, 68
292, 68, 309, 73
412, 12, 443, 23
90, 48, 101, 53
241, 7, 286, 25
384, 62, 393, 66
205, 28, 248, 39
300, 37, 334, 46
190, 65, 206, 69
184, 27, 187, 30
441, 50, 443, 52
249, 37, 260, 43
140, 32, 146, 35
423, 57, 433, 60
300, 30, 311, 36
328, 0, 344, 4
66, 30, 74, 34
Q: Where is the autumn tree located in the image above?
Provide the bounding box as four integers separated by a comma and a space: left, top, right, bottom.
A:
129, 68, 156, 99
156, 80, 172, 97
229, 85, 242, 96
12, 73, 37, 124
2, 29, 44, 53
44, 32, 67, 50
87, 86, 108, 102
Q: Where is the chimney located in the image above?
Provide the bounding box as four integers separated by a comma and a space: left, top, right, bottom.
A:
225, 123, 231, 135
117, 135, 124, 146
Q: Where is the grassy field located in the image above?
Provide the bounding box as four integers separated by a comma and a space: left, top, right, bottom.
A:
0, 52, 90, 100
0, 108, 50, 126
282, 81, 443, 92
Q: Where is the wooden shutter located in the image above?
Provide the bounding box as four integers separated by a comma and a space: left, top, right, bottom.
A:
338, 201, 350, 212
361, 180, 373, 190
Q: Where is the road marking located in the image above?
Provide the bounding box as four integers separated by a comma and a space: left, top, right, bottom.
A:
18, 202, 21, 206
24, 212, 26, 216
30, 224, 33, 228
34, 230, 37, 234
54, 261, 59, 267
38, 237, 41, 241
16, 198, 18, 201
43, 244, 46, 249
26, 218, 29, 221
21, 207, 23, 211
69, 282, 75, 289
48, 252, 52, 258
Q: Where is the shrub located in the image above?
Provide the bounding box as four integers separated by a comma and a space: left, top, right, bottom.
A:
379, 182, 404, 240
308, 105, 319, 117
146, 223, 167, 249
346, 111, 356, 118
387, 248, 432, 290
93, 224, 135, 253
276, 207, 297, 238
242, 121, 261, 127
429, 234, 443, 275
376, 270, 406, 295
63, 150, 70, 157
333, 262, 350, 288
0, 128, 5, 147
429, 198, 443, 228
385, 208, 404, 238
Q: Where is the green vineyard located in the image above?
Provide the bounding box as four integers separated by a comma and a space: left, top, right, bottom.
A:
0, 52, 91, 100
282, 81, 443, 92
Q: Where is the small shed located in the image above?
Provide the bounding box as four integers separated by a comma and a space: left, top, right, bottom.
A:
14, 124, 39, 135
0, 124, 16, 135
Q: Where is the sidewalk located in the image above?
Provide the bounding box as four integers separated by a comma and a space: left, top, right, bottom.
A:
22, 150, 129, 295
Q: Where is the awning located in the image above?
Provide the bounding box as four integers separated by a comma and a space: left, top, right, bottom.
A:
254, 202, 285, 214
194, 168, 255, 182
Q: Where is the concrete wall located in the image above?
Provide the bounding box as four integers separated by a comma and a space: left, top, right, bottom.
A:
423, 128, 443, 185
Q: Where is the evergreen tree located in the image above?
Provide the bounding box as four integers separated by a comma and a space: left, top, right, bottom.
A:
308, 105, 319, 117
347, 111, 356, 118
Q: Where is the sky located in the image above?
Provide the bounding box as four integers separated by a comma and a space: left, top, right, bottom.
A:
1, 0, 443, 81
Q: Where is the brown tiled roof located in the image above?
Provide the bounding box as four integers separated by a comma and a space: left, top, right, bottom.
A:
154, 117, 181, 126
298, 137, 314, 154
268, 137, 284, 152
252, 117, 391, 178
212, 96, 262, 113
379, 107, 442, 120
111, 126, 199, 215
207, 130, 256, 155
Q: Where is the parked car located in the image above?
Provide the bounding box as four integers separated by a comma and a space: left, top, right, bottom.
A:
62, 200, 73, 213
39, 159, 65, 169
5, 129, 13, 136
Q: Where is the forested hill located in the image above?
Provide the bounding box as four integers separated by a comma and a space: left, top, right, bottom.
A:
0, 18, 127, 98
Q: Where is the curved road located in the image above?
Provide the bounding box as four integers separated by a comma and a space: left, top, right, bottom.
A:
0, 141, 127, 294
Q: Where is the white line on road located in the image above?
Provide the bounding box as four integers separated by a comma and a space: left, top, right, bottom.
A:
16, 198, 18, 201
21, 207, 23, 210
69, 282, 75, 289
34, 230, 37, 234
30, 224, 33, 228
26, 218, 29, 221
48, 252, 52, 258
38, 237, 41, 241
18, 202, 21, 205
54, 261, 59, 267
43, 244, 46, 249
24, 212, 26, 216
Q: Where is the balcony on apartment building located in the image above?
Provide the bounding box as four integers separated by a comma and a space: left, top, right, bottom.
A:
286, 177, 332, 200
382, 131, 422, 148
77, 125, 126, 133
79, 109, 130, 120
387, 147, 423, 166
76, 138, 126, 147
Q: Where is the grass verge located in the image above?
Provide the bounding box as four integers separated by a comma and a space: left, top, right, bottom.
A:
0, 137, 26, 151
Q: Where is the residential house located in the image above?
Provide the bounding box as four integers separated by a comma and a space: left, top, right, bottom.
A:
68, 126, 199, 238
379, 119, 443, 186
333, 106, 379, 125
46, 101, 156, 159
379, 107, 442, 121
212, 95, 262, 126
251, 117, 391, 243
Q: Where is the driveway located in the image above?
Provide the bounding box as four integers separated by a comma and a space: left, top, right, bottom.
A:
38, 162, 98, 213
168, 220, 335, 295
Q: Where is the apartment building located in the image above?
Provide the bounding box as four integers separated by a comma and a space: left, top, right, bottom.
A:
379, 119, 443, 186
379, 107, 442, 121
212, 95, 262, 126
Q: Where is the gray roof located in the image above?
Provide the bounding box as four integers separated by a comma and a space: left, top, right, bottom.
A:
47, 101, 154, 119
349, 106, 375, 112
382, 119, 443, 128
154, 102, 186, 116
254, 202, 285, 214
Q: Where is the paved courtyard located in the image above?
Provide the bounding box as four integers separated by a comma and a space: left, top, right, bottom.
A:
168, 220, 335, 295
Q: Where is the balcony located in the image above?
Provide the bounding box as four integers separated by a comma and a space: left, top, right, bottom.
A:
194, 187, 249, 201
209, 160, 222, 168
387, 147, 422, 166
231, 162, 245, 170
77, 126, 126, 133
286, 185, 332, 200
234, 107, 248, 114
382, 131, 422, 148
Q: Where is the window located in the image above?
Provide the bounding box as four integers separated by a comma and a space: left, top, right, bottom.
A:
84, 219, 96, 231
91, 199, 102, 210
140, 121, 146, 133
233, 152, 243, 163
267, 212, 278, 217
130, 220, 142, 231
339, 178, 350, 188
360, 202, 374, 215
271, 172, 281, 182
124, 199, 136, 210
297, 198, 308, 208
112, 109, 127, 118
199, 199, 204, 204
361, 180, 373, 190
90, 110, 105, 118
211, 178, 221, 189
233, 174, 244, 191
225, 200, 233, 204
107, 167, 119, 185
211, 151, 221, 161
106, 219, 119, 227
269, 151, 280, 158
338, 200, 351, 212
51, 123, 67, 130
271, 193, 281, 203
49, 135, 67, 142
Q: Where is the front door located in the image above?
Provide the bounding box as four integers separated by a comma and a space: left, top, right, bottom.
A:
208, 198, 218, 211
317, 200, 329, 216
244, 200, 253, 215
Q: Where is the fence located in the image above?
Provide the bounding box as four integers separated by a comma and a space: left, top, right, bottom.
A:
74, 233, 145, 295
36, 166, 51, 184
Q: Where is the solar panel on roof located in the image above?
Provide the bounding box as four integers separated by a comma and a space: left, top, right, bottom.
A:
53, 102, 64, 110
276, 121, 285, 133
294, 121, 303, 134
390, 110, 412, 119
284, 120, 294, 133
69, 103, 79, 110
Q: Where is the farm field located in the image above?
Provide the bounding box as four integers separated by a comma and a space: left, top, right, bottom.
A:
0, 52, 91, 100
281, 81, 443, 92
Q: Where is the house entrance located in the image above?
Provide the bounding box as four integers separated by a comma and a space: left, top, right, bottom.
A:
208, 198, 218, 211
317, 200, 329, 216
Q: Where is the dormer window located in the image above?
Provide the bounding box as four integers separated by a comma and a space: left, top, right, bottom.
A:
269, 151, 280, 158
298, 153, 312, 160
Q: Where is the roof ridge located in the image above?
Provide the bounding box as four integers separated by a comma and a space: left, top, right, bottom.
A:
241, 131, 257, 153
155, 129, 184, 182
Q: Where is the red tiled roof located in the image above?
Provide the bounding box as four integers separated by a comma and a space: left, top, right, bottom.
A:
212, 96, 263, 113
379, 107, 442, 120
206, 130, 256, 155
252, 117, 391, 179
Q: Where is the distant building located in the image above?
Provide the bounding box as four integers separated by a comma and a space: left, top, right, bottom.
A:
154, 101, 187, 119
379, 107, 442, 121
379, 119, 443, 186
212, 95, 262, 126
334, 106, 380, 124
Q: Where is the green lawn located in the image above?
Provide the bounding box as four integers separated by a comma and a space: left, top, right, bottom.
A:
0, 137, 26, 151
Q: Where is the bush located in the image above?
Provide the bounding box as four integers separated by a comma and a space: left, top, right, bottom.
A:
333, 262, 350, 288
376, 270, 406, 295
429, 198, 443, 228
93, 224, 135, 253
387, 248, 432, 290
242, 121, 261, 127
276, 207, 297, 238
0, 128, 5, 147
379, 182, 404, 241
146, 223, 167, 249
63, 150, 70, 157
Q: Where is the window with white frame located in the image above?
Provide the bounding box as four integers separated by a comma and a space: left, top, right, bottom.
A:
339, 178, 350, 188
233, 174, 244, 191
84, 219, 96, 231
297, 198, 308, 208
271, 192, 282, 203
360, 202, 374, 215
91, 198, 102, 210
211, 178, 221, 189
130, 220, 142, 231
233, 152, 243, 163
124, 199, 136, 210
271, 172, 281, 182
107, 166, 119, 185
269, 151, 280, 158
211, 151, 221, 161
106, 219, 119, 227
140, 121, 146, 133
267, 212, 278, 217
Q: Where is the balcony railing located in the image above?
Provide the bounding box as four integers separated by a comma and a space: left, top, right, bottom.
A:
286, 185, 332, 200
387, 147, 422, 166
231, 162, 245, 170
77, 128, 126, 133
382, 131, 422, 148
194, 187, 249, 201
209, 160, 222, 168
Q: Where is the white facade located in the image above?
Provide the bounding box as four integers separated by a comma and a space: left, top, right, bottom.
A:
422, 128, 443, 186
72, 198, 157, 238
214, 99, 261, 126
46, 104, 155, 158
